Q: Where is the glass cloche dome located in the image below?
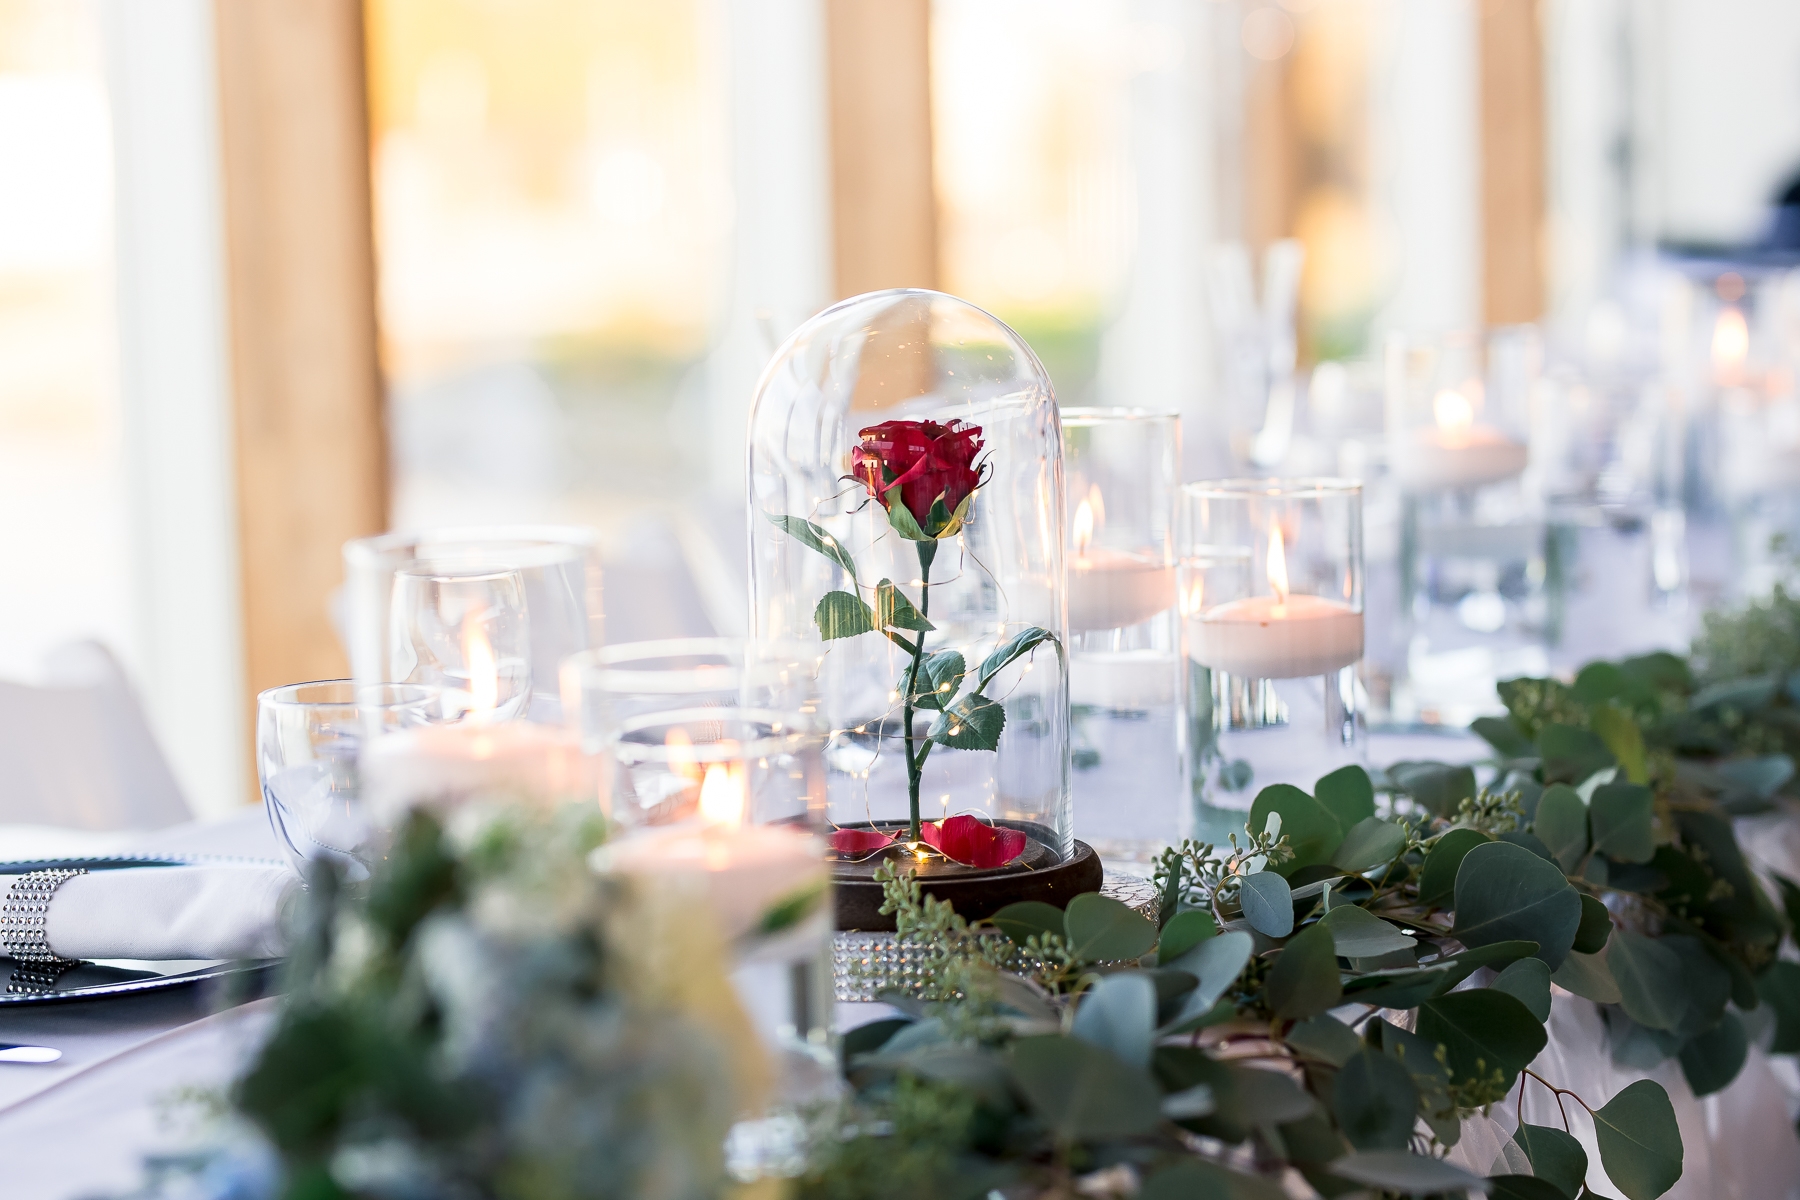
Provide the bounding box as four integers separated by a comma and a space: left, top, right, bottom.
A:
748, 290, 1072, 884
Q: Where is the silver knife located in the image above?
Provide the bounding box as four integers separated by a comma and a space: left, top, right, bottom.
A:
0, 1044, 60, 1063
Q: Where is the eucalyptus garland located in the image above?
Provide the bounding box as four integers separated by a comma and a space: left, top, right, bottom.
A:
800, 608, 1800, 1198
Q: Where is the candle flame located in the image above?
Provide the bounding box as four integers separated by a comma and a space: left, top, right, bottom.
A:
1267, 526, 1289, 608
698, 761, 746, 826
1432, 388, 1474, 433
465, 624, 498, 712
1713, 307, 1748, 383
1180, 576, 1205, 617
1072, 486, 1103, 557
665, 727, 700, 782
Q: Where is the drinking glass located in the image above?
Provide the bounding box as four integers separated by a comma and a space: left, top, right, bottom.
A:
390, 565, 531, 722
257, 680, 441, 876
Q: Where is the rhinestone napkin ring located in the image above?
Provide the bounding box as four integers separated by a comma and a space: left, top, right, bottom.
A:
1, 868, 87, 965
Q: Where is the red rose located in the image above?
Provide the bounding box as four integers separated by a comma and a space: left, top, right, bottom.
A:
850, 419, 985, 538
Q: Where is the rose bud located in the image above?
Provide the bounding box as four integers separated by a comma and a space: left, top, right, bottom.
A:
849, 418, 986, 540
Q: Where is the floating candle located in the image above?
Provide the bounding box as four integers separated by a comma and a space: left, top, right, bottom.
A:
1188, 526, 1363, 678
1066, 491, 1176, 632
361, 719, 598, 821
1393, 387, 1527, 492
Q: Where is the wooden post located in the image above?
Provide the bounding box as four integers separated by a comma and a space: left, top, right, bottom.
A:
1479, 0, 1547, 326
213, 0, 387, 750
824, 0, 938, 299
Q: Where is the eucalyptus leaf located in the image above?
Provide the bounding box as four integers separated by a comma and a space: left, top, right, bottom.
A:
1550, 947, 1621, 1005
1573, 894, 1612, 954
764, 512, 858, 580
1492, 957, 1554, 1021
1007, 1034, 1164, 1140
1431, 940, 1542, 992
990, 974, 1059, 1024
1608, 930, 1687, 1032
1331, 817, 1408, 873
1592, 1080, 1683, 1200
1342, 967, 1452, 1009
990, 900, 1065, 947
814, 590, 874, 640
1759, 961, 1800, 1054
1589, 782, 1655, 864
1140, 1160, 1285, 1200
1532, 784, 1589, 873
1416, 988, 1549, 1087
1239, 871, 1295, 937
904, 649, 964, 711
840, 1018, 911, 1062
1326, 1150, 1490, 1195
1489, 1176, 1570, 1200
1316, 765, 1377, 828
1319, 904, 1416, 958
1160, 931, 1254, 1027
1334, 1047, 1419, 1150
1230, 1063, 1318, 1124
1063, 892, 1158, 962
1472, 714, 1537, 758
1539, 724, 1616, 785
1662, 936, 1731, 1037
1388, 761, 1477, 817
1514, 1122, 1589, 1198
1248, 784, 1344, 872
1265, 922, 1341, 1020
1070, 973, 1157, 1068
1420, 827, 1491, 906
926, 693, 1005, 751
1677, 1011, 1748, 1098
977, 626, 1057, 690
1591, 703, 1649, 785
1452, 841, 1583, 968
1287, 1014, 1362, 1068
1157, 909, 1218, 964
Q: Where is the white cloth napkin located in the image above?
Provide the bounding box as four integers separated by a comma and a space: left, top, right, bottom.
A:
0, 864, 298, 961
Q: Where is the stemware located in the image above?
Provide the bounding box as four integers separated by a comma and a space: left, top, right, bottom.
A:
256, 680, 442, 876
390, 565, 531, 722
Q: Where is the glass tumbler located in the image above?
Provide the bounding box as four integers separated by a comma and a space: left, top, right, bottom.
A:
257, 680, 442, 876
1061, 408, 1183, 862
390, 565, 532, 722
1179, 480, 1365, 837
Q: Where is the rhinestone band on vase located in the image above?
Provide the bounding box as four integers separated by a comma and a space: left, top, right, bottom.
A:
0, 868, 87, 966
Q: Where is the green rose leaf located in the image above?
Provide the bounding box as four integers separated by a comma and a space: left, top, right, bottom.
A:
873, 578, 934, 632
1331, 817, 1408, 873
904, 649, 964, 711
1334, 1047, 1420, 1150
1160, 931, 1254, 1029
1592, 1080, 1683, 1200
764, 512, 859, 581
1070, 972, 1157, 1068
814, 589, 874, 640
1239, 871, 1295, 937
1452, 840, 1583, 968
1515, 1122, 1588, 1198
1265, 922, 1341, 1020
1007, 1034, 1163, 1140
1589, 782, 1655, 864
1063, 892, 1158, 962
1319, 904, 1417, 958
1419, 827, 1491, 906
1326, 1151, 1488, 1196
1315, 765, 1376, 828
1387, 760, 1478, 817
1492, 957, 1553, 1022
1532, 784, 1590, 873
1416, 988, 1548, 1088
990, 900, 1065, 947
1249, 784, 1344, 874
1573, 893, 1612, 954
1550, 946, 1622, 1005
1608, 930, 1687, 1032
1156, 909, 1218, 964
1677, 1011, 1747, 1098
977, 626, 1058, 690
926, 692, 1005, 751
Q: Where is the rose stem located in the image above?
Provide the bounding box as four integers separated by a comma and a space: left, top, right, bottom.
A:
903, 538, 936, 842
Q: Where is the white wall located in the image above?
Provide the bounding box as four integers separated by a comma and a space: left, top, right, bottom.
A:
98, 0, 246, 818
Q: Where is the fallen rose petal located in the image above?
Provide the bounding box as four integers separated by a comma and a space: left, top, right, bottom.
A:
830, 827, 897, 856
919, 814, 1027, 869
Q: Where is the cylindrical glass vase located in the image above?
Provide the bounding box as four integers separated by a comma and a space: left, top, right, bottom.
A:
1178, 480, 1365, 838
747, 290, 1071, 887
1062, 408, 1183, 862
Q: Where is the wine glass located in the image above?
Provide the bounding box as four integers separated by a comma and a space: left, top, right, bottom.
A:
257, 680, 441, 877
390, 565, 532, 722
